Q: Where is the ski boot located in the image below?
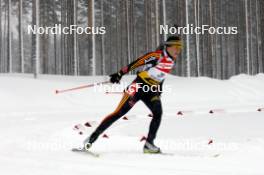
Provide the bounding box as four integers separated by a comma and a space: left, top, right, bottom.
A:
143, 141, 161, 154
83, 137, 92, 150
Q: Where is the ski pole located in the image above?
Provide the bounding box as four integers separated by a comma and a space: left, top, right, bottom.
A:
105, 91, 123, 95
55, 81, 110, 94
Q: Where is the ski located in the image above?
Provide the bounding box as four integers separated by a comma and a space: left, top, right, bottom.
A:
159, 152, 174, 156
71, 147, 100, 157
143, 151, 174, 156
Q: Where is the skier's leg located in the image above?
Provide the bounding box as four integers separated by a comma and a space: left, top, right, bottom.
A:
142, 95, 163, 143
88, 92, 139, 144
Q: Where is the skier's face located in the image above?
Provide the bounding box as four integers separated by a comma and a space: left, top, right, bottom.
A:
167, 45, 181, 60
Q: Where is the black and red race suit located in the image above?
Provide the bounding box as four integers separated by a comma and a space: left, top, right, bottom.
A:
89, 49, 176, 144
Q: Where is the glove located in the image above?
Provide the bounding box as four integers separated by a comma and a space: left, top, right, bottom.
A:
109, 72, 123, 84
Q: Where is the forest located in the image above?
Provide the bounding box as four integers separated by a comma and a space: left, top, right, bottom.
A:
0, 0, 263, 79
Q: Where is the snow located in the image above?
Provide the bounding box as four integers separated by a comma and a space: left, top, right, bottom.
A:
0, 73, 264, 175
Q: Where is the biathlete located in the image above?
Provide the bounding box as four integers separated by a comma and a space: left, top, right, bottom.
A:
83, 36, 183, 153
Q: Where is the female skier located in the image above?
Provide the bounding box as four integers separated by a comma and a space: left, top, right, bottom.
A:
83, 36, 183, 153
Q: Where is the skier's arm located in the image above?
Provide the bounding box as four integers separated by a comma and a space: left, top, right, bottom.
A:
119, 52, 160, 75
110, 52, 160, 83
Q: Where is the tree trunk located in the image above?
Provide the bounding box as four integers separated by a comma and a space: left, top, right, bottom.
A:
19, 0, 24, 73
73, 0, 78, 75
32, 0, 40, 78
0, 0, 2, 72
88, 0, 95, 75
8, 0, 12, 73
162, 0, 167, 41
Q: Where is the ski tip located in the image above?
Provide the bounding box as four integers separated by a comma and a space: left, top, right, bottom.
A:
212, 154, 220, 158
71, 147, 84, 152
71, 147, 100, 157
